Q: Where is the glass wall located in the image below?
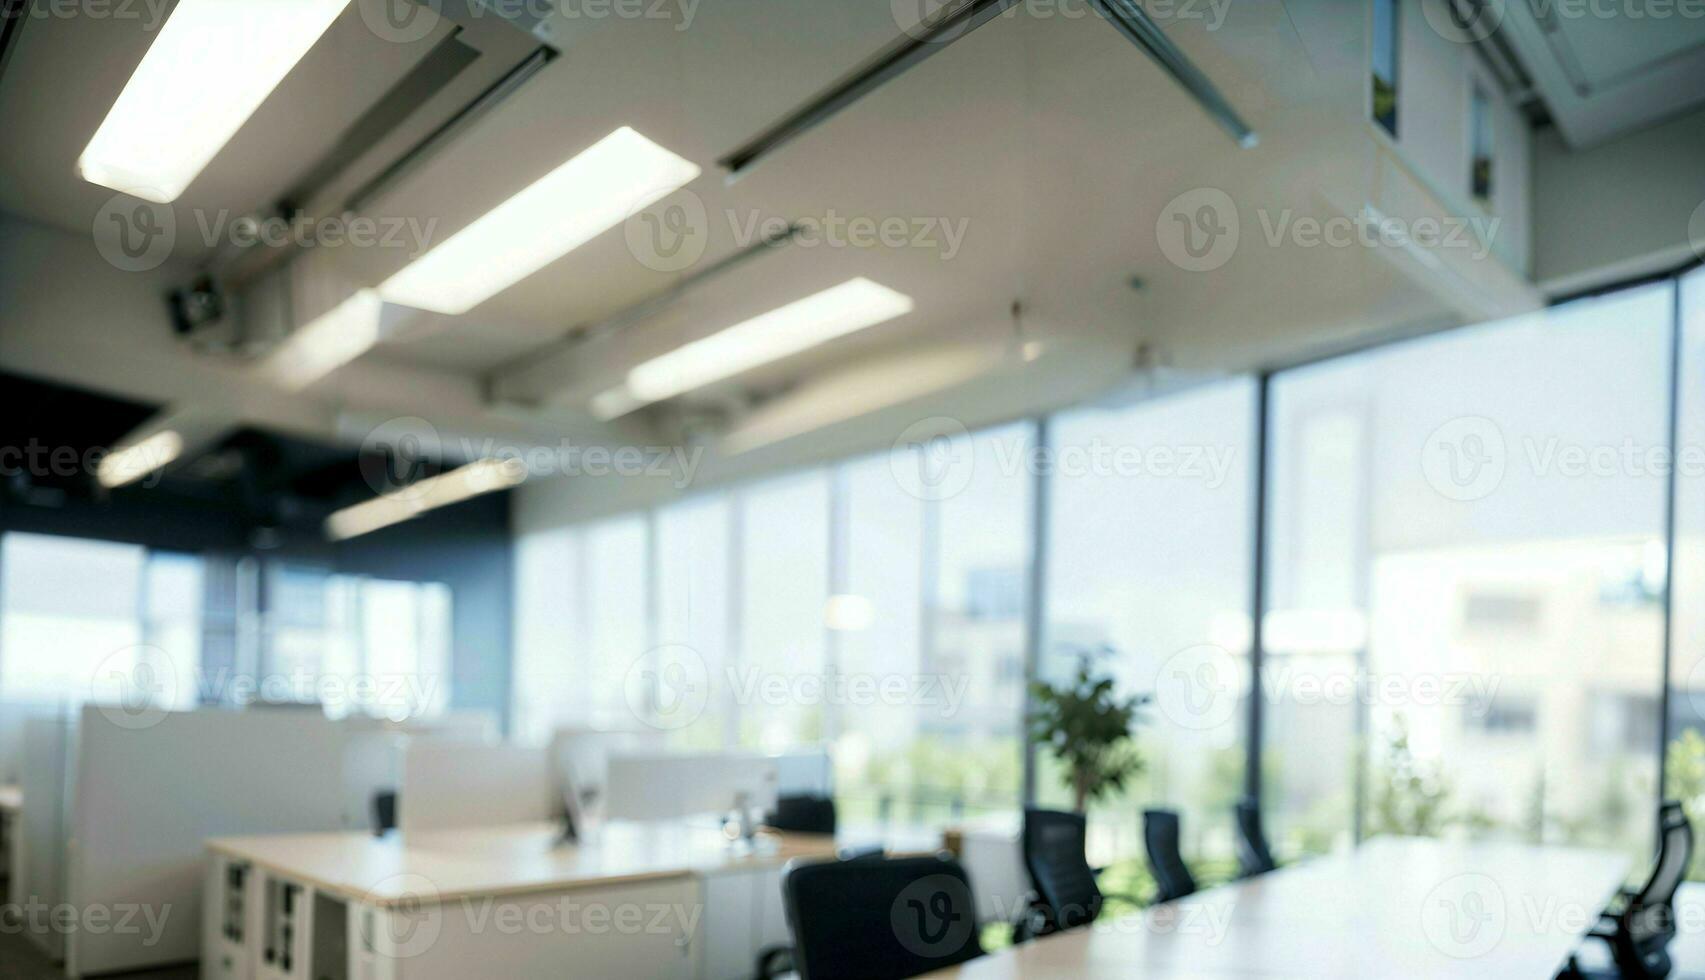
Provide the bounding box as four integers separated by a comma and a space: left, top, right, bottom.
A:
833, 452, 927, 822
259, 565, 453, 720
512, 524, 581, 743
1267, 284, 1673, 862
1667, 267, 1705, 876
915, 424, 1032, 823
1, 533, 148, 704
736, 474, 832, 752
509, 269, 1702, 879
1039, 383, 1256, 873
655, 495, 735, 749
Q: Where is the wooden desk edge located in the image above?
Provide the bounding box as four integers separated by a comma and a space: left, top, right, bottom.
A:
203, 828, 912, 909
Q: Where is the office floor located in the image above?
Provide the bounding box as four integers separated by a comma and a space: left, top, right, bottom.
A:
0, 932, 193, 980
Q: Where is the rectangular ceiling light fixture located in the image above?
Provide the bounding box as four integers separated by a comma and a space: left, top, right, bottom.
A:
378, 127, 701, 315
325, 457, 527, 541
621, 277, 914, 408
78, 0, 351, 203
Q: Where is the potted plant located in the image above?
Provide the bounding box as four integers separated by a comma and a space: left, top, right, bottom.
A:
1029, 645, 1149, 813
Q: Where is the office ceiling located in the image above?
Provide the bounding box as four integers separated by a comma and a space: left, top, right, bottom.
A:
0, 364, 438, 537
0, 0, 1511, 472
1496, 0, 1705, 146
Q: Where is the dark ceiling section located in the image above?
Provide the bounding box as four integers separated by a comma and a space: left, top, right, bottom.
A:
0, 370, 439, 540
0, 369, 158, 504
174, 428, 450, 528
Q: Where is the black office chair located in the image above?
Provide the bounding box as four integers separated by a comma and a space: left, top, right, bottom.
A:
1144, 808, 1198, 904
767, 794, 837, 835
371, 790, 398, 836
1233, 797, 1277, 878
1016, 808, 1103, 941
755, 795, 840, 979
1564, 801, 1694, 980
780, 853, 984, 980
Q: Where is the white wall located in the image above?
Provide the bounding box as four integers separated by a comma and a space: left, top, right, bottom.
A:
1532, 103, 1705, 294
1392, 0, 1534, 275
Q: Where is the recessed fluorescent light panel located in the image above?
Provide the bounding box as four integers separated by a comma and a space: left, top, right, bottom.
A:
623, 277, 914, 407
97, 430, 185, 488
325, 458, 527, 541
78, 0, 350, 203
378, 127, 702, 315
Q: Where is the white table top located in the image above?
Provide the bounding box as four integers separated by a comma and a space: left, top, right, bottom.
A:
209, 820, 939, 908
0, 784, 20, 814
922, 836, 1631, 979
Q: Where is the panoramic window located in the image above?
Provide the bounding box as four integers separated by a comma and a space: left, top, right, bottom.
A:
1040, 382, 1256, 882
654, 494, 734, 749
512, 524, 581, 743
1667, 267, 1705, 876
1, 533, 147, 705
926, 423, 1035, 823
831, 453, 928, 823
738, 472, 831, 752
1266, 284, 1673, 862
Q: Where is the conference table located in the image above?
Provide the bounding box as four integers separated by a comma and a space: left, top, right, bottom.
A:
922, 836, 1631, 979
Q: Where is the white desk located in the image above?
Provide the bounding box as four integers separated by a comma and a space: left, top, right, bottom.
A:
205, 820, 940, 980
922, 837, 1630, 979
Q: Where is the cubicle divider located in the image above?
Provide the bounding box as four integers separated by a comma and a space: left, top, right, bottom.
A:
65, 706, 353, 978
17, 710, 74, 961
397, 739, 557, 834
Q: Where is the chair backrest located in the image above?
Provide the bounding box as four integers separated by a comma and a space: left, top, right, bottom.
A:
784, 853, 984, 980
1021, 808, 1103, 933
371, 790, 398, 835
1144, 808, 1197, 903
768, 794, 837, 835
1233, 797, 1277, 877
1624, 801, 1694, 943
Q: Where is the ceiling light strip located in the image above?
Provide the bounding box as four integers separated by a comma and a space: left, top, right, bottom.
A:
78, 0, 351, 202
621, 277, 915, 409
325, 458, 526, 541
97, 430, 185, 489
377, 126, 701, 315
